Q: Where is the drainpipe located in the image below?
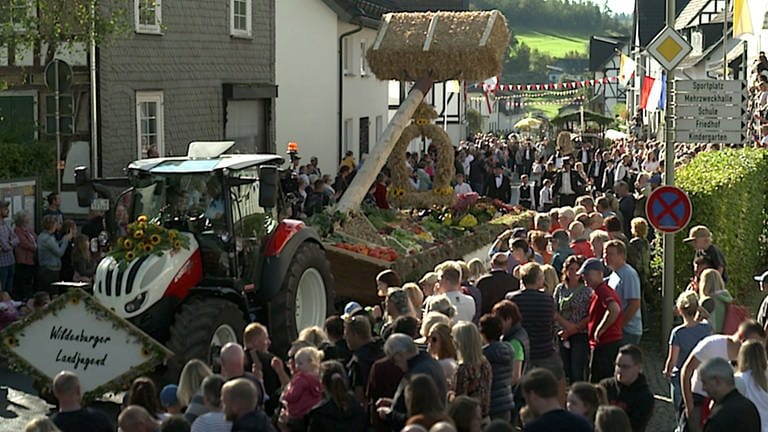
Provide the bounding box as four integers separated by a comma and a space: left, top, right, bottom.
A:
338, 24, 363, 166
89, 0, 99, 177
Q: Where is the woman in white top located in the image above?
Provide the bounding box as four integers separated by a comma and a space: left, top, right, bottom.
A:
735, 340, 768, 432
641, 150, 660, 174
427, 322, 459, 389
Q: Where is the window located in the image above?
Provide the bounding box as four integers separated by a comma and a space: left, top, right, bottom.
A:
342, 37, 352, 75
343, 118, 353, 153
45, 94, 73, 136
230, 0, 251, 37
359, 117, 369, 156
360, 40, 368, 76
136, 91, 164, 159
375, 115, 383, 141
0, 0, 31, 31
135, 0, 162, 34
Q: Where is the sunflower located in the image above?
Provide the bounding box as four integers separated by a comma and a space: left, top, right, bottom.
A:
133, 230, 144, 239
141, 347, 151, 357
173, 240, 182, 249
168, 230, 178, 240
143, 243, 154, 253
149, 234, 161, 245
123, 239, 134, 250
137, 215, 148, 223
125, 251, 136, 261
4, 336, 17, 348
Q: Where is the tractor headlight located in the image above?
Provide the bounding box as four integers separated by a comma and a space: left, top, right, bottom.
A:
125, 292, 147, 313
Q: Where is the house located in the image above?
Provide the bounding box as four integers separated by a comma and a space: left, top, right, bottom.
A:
275, 0, 468, 177
0, 0, 275, 180
547, 58, 589, 83
588, 36, 630, 116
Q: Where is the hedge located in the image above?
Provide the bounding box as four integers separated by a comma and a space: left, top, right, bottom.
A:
674, 148, 768, 299
0, 141, 57, 190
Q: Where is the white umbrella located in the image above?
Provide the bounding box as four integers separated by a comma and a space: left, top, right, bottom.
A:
605, 129, 627, 140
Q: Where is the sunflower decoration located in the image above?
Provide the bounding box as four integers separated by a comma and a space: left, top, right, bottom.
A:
435, 186, 454, 196
109, 215, 190, 269
389, 187, 406, 198
4, 335, 18, 348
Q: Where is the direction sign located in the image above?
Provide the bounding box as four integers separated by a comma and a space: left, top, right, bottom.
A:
675, 118, 743, 132
675, 104, 745, 118
675, 80, 746, 93
647, 26, 692, 71
646, 186, 692, 234
675, 129, 746, 144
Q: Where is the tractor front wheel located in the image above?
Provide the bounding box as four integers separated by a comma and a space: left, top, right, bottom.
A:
269, 242, 334, 356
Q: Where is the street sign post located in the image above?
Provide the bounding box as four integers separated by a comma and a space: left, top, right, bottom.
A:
674, 104, 745, 118
646, 26, 692, 71
674, 79, 747, 145
646, 186, 693, 234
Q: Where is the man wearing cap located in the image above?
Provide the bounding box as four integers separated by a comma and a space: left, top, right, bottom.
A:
0, 201, 19, 294
684, 225, 727, 283
580, 257, 623, 383
554, 158, 584, 207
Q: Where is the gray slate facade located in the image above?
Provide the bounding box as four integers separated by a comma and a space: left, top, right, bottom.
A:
99, 0, 275, 176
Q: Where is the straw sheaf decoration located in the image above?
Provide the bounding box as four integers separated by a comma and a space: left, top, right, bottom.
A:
367, 10, 510, 82
556, 131, 575, 155
388, 104, 456, 208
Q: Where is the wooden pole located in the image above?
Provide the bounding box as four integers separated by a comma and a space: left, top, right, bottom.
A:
336, 78, 433, 213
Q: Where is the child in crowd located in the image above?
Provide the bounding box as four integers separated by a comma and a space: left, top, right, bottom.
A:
0, 291, 22, 330
280, 346, 324, 430
454, 173, 473, 195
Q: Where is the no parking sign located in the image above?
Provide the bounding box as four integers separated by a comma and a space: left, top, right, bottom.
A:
645, 186, 692, 234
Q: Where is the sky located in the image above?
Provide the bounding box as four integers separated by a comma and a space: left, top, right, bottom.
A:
591, 0, 635, 16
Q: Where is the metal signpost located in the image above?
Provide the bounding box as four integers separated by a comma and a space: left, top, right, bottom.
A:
674, 80, 748, 145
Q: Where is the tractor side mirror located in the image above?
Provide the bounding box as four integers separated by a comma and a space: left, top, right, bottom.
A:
75, 166, 95, 207
259, 165, 278, 209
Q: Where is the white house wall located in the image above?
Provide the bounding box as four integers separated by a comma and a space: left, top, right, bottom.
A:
339, 22, 388, 168
275, 0, 338, 176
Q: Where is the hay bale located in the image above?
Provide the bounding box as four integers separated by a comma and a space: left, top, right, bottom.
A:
367, 10, 510, 82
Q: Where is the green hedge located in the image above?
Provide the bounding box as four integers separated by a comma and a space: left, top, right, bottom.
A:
674, 148, 768, 299
0, 141, 56, 190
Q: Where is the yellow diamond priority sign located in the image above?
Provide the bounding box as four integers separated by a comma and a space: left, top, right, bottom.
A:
647, 26, 691, 71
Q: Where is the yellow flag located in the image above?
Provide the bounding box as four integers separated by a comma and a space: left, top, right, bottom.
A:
619, 53, 637, 85
734, 0, 753, 38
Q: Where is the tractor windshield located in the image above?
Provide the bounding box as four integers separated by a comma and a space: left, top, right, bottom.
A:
129, 173, 222, 232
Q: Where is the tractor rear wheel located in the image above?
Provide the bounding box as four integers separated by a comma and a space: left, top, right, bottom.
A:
269, 242, 334, 356
164, 297, 246, 383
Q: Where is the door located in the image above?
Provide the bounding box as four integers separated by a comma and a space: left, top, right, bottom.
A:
0, 94, 36, 143
359, 117, 369, 157
225, 99, 266, 153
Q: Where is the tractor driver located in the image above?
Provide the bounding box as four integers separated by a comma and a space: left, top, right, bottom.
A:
205, 177, 225, 222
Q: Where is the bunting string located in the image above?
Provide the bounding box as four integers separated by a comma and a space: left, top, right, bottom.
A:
476, 76, 620, 92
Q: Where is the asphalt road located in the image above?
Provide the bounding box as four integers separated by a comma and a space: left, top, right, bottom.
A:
0, 364, 51, 432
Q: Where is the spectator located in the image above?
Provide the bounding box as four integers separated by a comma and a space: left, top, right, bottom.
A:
479, 314, 516, 422
663, 291, 712, 422
160, 385, 183, 415
242, 323, 281, 416
298, 326, 330, 349
698, 269, 733, 334
420, 272, 440, 298
0, 200, 18, 294
554, 159, 585, 207
529, 231, 551, 265
219, 343, 258, 386
323, 315, 352, 364
518, 175, 536, 210
118, 406, 159, 432
367, 346, 406, 432
43, 192, 64, 227
538, 179, 554, 211
614, 182, 635, 238
13, 210, 36, 300
681, 320, 765, 432
344, 315, 384, 402
333, 165, 352, 200
308, 361, 366, 431
221, 378, 276, 432
427, 322, 459, 389
599, 345, 654, 432
305, 179, 331, 217
604, 240, 643, 345
567, 381, 606, 426
190, 375, 229, 432
425, 262, 476, 323
127, 377, 165, 420
520, 368, 592, 432
594, 405, 631, 432
160, 416, 190, 432
377, 334, 446, 430
540, 264, 559, 297
554, 255, 591, 383
683, 225, 728, 283
381, 289, 417, 339
402, 282, 425, 320
734, 340, 768, 432
372, 173, 390, 209
605, 216, 628, 246
492, 300, 527, 387
452, 321, 493, 419
475, 253, 517, 316
568, 222, 594, 258
403, 374, 451, 429
448, 396, 482, 432
280, 346, 324, 429
37, 215, 74, 296
755, 270, 768, 329
557, 208, 576, 236
507, 263, 565, 394
454, 173, 473, 195
579, 258, 623, 383
59, 219, 77, 282
627, 218, 651, 309
70, 235, 95, 283
50, 371, 113, 432
548, 230, 573, 275
699, 357, 760, 432
24, 417, 61, 432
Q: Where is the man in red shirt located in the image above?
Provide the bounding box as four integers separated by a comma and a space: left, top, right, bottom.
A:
578, 257, 623, 383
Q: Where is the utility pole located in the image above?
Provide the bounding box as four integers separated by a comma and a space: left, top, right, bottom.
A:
723, 0, 729, 79
662, 0, 677, 347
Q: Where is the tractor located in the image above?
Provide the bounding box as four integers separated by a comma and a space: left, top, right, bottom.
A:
75, 141, 334, 381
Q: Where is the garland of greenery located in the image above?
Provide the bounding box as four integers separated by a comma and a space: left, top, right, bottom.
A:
109, 215, 190, 270
0, 288, 172, 403
388, 104, 457, 209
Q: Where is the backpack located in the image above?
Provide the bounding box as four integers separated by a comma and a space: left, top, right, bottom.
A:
722, 303, 751, 335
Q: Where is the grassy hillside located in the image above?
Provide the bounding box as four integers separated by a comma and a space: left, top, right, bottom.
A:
514, 29, 589, 57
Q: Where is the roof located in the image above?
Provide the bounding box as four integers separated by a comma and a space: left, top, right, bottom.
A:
128, 154, 285, 174
321, 0, 467, 27
675, 0, 710, 30
710, 9, 732, 24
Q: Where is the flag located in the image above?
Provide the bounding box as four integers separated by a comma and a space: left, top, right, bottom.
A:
657, 72, 667, 110
639, 76, 655, 109
734, 0, 753, 38
646, 75, 664, 112
619, 53, 637, 85
482, 76, 498, 92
